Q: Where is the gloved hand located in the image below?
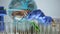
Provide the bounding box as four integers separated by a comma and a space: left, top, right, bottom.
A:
37, 16, 53, 25
27, 9, 53, 26
27, 9, 45, 20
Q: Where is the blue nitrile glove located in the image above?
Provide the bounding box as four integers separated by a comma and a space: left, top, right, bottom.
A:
29, 9, 45, 17
0, 6, 4, 10
0, 6, 6, 32
37, 16, 53, 25
0, 16, 5, 32
43, 16, 53, 24
36, 17, 45, 25
0, 7, 6, 16
27, 9, 45, 20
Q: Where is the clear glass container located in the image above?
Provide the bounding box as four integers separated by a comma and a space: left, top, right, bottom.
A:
1, 15, 60, 34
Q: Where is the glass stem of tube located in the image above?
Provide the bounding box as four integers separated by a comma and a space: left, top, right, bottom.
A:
58, 24, 60, 34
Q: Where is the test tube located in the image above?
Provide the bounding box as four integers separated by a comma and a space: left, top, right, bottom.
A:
58, 24, 60, 34
52, 19, 56, 34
